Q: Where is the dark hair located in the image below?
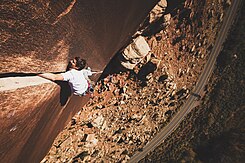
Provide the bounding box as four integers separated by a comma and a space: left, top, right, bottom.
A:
75, 57, 86, 70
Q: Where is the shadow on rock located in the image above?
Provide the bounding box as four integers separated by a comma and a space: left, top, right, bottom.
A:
137, 61, 157, 82
99, 52, 128, 80
56, 81, 71, 106
73, 151, 89, 162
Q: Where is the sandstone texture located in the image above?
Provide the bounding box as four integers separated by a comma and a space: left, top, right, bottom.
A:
42, 0, 230, 162
0, 1, 158, 162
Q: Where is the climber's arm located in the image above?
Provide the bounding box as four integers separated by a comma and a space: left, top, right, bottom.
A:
38, 73, 64, 81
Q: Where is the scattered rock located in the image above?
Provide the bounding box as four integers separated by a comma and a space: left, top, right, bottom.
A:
85, 134, 98, 148
91, 115, 104, 128
42, 1, 225, 162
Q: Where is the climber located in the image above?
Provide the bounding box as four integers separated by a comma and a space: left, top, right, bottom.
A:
38, 57, 102, 96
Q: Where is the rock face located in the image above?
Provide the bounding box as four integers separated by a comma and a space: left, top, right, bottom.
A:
41, 0, 229, 162
120, 36, 151, 69
0, 1, 158, 163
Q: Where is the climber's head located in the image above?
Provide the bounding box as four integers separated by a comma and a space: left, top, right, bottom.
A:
68, 57, 86, 70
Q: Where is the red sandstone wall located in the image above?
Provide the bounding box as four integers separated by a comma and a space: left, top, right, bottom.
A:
0, 0, 158, 162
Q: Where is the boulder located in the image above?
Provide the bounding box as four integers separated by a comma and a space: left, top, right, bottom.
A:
120, 36, 151, 69
149, 0, 168, 23
91, 115, 104, 128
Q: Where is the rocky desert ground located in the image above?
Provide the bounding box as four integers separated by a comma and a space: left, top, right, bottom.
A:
41, 0, 244, 162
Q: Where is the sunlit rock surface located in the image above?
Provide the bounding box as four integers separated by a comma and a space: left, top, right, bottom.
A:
0, 0, 158, 162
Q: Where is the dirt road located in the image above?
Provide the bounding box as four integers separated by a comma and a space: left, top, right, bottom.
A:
129, 0, 242, 162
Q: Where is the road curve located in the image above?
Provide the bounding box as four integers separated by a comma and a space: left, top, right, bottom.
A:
129, 0, 242, 162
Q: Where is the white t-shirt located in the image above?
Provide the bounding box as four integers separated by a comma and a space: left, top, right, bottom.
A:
61, 69, 92, 95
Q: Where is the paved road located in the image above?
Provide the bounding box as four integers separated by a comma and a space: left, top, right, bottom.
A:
129, 0, 242, 162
